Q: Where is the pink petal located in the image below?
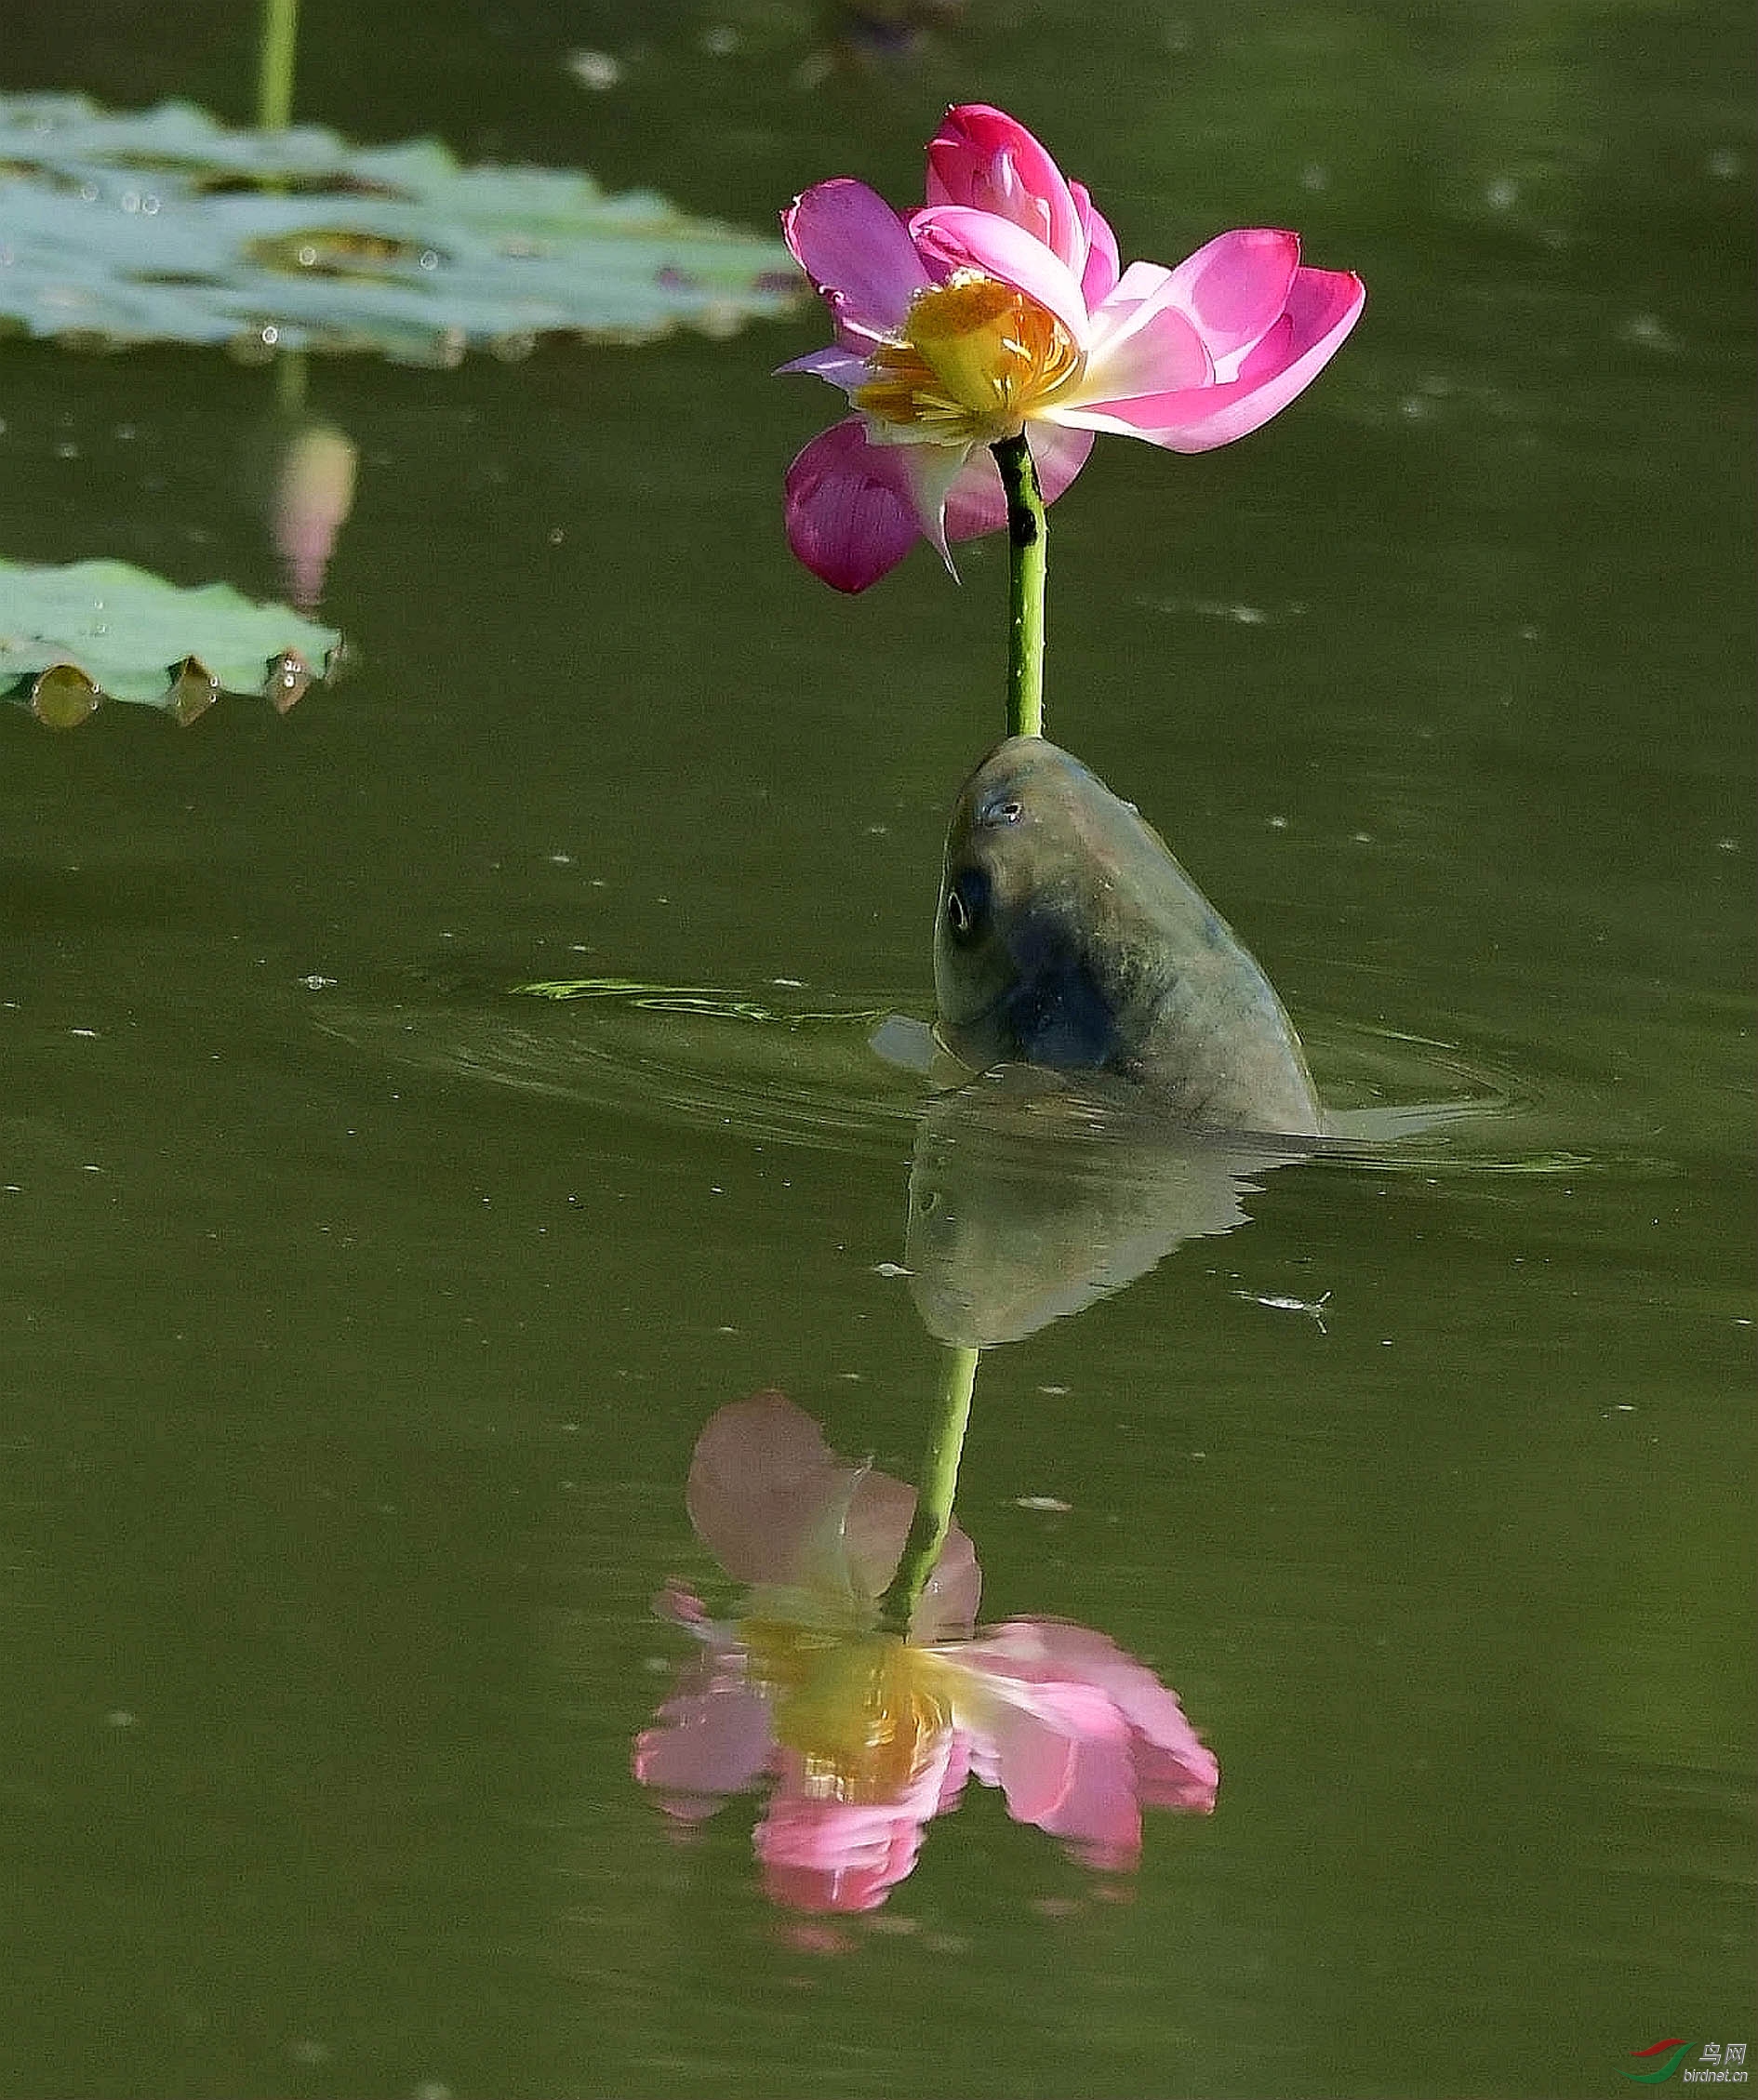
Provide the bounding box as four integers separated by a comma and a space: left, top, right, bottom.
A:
940, 423, 1095, 542
979, 1697, 1083, 1823
908, 205, 1092, 344
838, 1466, 918, 1598
907, 1521, 982, 1642
681, 1389, 984, 1608
924, 104, 1085, 275
633, 1679, 776, 1805
933, 1733, 974, 1814
652, 1579, 714, 1634
1033, 1734, 1144, 1870
1064, 265, 1365, 451
1154, 264, 1365, 449
754, 1737, 957, 1912
999, 1629, 1218, 1797
898, 439, 982, 574
783, 421, 926, 593
1087, 258, 1174, 331
686, 1389, 857, 1581
1065, 299, 1211, 410
782, 179, 930, 341
1135, 1734, 1221, 1813
1166, 227, 1301, 364
1070, 179, 1121, 305
986, 1621, 1219, 1802
774, 343, 872, 396
838, 1455, 980, 1631
758, 1801, 926, 1913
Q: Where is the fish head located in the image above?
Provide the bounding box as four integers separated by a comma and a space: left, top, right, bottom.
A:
931, 736, 1325, 1135
932, 736, 1131, 1074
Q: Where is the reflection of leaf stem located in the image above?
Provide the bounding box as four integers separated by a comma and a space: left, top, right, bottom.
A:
992, 432, 1046, 740
882, 1344, 981, 1632
257, 0, 301, 132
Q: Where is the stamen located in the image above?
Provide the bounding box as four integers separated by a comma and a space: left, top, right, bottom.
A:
855, 276, 1085, 447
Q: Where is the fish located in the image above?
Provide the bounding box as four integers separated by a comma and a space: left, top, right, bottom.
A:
932, 736, 1324, 1136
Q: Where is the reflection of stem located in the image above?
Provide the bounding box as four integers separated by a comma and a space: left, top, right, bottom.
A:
273, 348, 308, 417
991, 432, 1047, 741
883, 1344, 981, 1633
257, 0, 301, 131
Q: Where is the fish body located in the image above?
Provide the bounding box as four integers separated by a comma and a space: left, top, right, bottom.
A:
933, 737, 1323, 1136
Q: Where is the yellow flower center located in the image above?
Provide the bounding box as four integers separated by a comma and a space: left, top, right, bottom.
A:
744, 1622, 959, 1804
856, 274, 1085, 446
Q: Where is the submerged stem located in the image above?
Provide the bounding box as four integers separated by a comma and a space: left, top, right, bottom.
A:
257, 0, 301, 131
991, 431, 1047, 741
882, 1345, 982, 1634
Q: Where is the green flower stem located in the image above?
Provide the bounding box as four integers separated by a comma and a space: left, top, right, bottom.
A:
883, 1344, 982, 1634
257, 0, 301, 131
991, 431, 1047, 740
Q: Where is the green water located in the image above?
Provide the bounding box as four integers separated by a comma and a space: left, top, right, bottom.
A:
1, 2, 1751, 2094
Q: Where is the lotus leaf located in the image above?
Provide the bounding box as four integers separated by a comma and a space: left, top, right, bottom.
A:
0, 556, 340, 724
0, 93, 803, 363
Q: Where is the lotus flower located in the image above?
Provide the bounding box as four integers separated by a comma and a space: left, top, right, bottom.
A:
633, 1391, 1217, 1913
779, 103, 1365, 591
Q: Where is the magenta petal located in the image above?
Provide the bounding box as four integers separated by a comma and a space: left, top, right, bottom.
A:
1167, 227, 1302, 362
782, 179, 930, 339
1244, 265, 1365, 379
909, 205, 1092, 342
941, 423, 1095, 543
783, 421, 926, 593
924, 103, 1085, 273
1064, 265, 1365, 450
1070, 179, 1121, 306
1149, 264, 1365, 450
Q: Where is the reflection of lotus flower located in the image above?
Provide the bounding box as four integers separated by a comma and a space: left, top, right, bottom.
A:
270, 419, 357, 612
780, 102, 1365, 590
633, 1391, 1217, 1912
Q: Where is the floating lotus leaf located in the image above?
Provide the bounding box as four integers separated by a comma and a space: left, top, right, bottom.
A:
0, 556, 340, 724
0, 93, 804, 364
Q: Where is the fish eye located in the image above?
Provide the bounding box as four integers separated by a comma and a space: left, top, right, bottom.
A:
978, 793, 1023, 828
943, 868, 989, 945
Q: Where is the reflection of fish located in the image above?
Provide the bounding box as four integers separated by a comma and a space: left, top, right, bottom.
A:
907, 1066, 1314, 1347
934, 738, 1323, 1136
